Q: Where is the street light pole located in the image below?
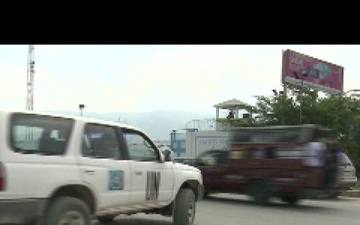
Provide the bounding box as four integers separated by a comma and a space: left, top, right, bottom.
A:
79, 104, 85, 117
272, 89, 285, 125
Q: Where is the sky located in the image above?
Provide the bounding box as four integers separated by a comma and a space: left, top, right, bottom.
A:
0, 45, 358, 117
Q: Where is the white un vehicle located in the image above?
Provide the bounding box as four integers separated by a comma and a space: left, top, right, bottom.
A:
0, 109, 204, 225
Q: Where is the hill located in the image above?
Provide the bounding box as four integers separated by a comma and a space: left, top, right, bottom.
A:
49, 110, 214, 141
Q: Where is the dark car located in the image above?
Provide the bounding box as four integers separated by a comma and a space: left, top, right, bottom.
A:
326, 152, 357, 198
190, 150, 230, 197
338, 152, 357, 190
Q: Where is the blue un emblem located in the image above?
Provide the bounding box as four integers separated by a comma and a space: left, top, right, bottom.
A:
108, 170, 124, 191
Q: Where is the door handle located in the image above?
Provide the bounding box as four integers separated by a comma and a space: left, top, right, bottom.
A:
84, 170, 95, 175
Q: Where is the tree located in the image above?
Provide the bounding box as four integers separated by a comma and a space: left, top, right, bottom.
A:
253, 83, 319, 126
253, 84, 360, 173
317, 93, 360, 171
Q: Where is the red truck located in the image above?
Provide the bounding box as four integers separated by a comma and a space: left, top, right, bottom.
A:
192, 124, 341, 205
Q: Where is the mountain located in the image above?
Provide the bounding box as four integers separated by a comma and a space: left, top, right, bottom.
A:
49, 110, 214, 141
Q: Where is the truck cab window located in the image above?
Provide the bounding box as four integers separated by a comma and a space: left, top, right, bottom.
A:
123, 131, 158, 161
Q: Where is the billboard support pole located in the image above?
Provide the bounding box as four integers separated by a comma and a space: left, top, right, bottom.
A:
300, 78, 303, 125
283, 82, 287, 97
299, 69, 308, 125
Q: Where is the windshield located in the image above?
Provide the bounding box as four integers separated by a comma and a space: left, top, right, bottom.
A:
338, 153, 353, 166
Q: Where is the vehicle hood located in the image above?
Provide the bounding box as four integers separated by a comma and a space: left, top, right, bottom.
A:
172, 162, 201, 173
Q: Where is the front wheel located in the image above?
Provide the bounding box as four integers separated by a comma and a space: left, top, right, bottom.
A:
44, 196, 91, 225
280, 194, 300, 205
203, 191, 210, 199
173, 188, 196, 225
97, 215, 115, 223
326, 190, 340, 199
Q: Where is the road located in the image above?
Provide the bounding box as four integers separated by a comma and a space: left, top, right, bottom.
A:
93, 193, 360, 225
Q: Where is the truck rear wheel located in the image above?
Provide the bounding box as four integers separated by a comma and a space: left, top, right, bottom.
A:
44, 196, 91, 225
250, 180, 273, 205
280, 194, 300, 205
173, 188, 196, 225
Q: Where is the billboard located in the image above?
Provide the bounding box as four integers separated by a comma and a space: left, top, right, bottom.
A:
282, 49, 344, 94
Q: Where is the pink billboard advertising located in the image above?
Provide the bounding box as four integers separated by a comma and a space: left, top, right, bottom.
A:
282, 49, 344, 94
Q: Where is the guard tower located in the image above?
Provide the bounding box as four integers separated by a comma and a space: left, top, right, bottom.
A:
213, 98, 254, 131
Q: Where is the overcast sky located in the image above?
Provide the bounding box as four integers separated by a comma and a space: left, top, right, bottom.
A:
0, 45, 358, 116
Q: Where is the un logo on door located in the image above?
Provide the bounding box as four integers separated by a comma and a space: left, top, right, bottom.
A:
108, 170, 124, 191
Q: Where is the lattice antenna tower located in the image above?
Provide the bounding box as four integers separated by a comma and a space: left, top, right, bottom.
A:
26, 45, 35, 111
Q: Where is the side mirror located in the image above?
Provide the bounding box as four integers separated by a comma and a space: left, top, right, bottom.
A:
163, 149, 174, 162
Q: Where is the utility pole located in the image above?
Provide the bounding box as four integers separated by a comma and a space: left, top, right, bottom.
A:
26, 45, 35, 111
26, 45, 35, 141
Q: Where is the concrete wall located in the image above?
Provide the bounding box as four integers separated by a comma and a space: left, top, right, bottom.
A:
185, 131, 230, 157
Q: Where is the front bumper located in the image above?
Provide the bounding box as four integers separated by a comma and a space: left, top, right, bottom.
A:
0, 198, 45, 223
197, 184, 205, 201
339, 177, 358, 190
